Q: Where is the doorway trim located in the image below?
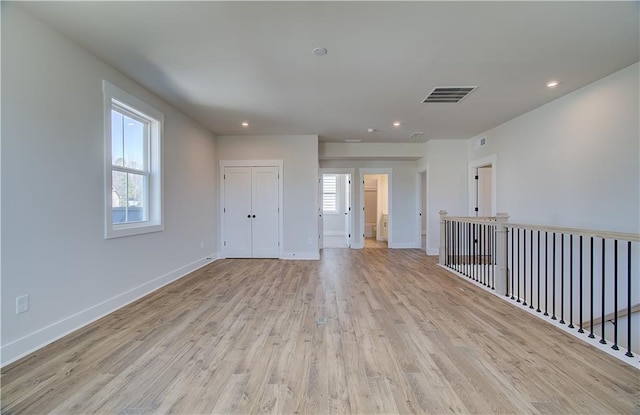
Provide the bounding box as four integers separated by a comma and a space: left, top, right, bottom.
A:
359, 168, 393, 249
468, 155, 497, 217
319, 168, 355, 249
220, 159, 284, 259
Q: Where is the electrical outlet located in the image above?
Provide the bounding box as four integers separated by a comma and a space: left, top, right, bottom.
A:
16, 295, 29, 314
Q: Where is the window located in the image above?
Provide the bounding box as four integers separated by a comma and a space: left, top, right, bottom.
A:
322, 174, 338, 212
103, 81, 163, 238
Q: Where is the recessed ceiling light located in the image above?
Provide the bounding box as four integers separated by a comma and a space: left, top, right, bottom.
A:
367, 128, 376, 133
241, 122, 249, 127
393, 122, 401, 127
546, 80, 559, 88
312, 47, 327, 56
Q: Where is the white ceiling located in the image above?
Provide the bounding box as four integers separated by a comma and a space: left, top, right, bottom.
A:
20, 1, 639, 143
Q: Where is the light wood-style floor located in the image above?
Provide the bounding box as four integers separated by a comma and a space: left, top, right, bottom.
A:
2, 249, 638, 414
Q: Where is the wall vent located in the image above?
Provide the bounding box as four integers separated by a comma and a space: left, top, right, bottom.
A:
423, 86, 477, 103
477, 136, 487, 148
409, 132, 424, 140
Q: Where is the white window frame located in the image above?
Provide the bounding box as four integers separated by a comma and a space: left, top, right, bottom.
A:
103, 80, 164, 239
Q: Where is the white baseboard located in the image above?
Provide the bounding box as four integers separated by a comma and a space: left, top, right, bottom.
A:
1, 254, 220, 367
282, 251, 320, 260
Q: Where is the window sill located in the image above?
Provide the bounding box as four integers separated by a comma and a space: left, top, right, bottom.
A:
105, 222, 164, 239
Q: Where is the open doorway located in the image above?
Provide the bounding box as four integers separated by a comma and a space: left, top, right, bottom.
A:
362, 173, 389, 249
319, 172, 352, 248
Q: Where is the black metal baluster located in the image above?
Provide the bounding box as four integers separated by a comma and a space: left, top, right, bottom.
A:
599, 238, 606, 344
569, 235, 574, 328
544, 232, 549, 316
530, 229, 534, 309
469, 222, 473, 278
552, 232, 557, 320
472, 223, 476, 281
523, 229, 527, 307
612, 240, 618, 351
589, 237, 595, 338
484, 224, 487, 286
511, 227, 515, 300
537, 230, 541, 313
517, 228, 521, 303
626, 241, 633, 357
560, 233, 565, 324
578, 236, 584, 333
491, 225, 495, 290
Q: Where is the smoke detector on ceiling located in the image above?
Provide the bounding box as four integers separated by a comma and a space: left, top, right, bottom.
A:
423, 86, 477, 103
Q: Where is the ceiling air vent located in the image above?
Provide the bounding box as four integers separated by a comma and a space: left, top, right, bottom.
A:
409, 132, 424, 140
423, 86, 477, 103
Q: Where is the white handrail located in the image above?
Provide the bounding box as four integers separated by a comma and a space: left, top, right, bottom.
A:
507, 223, 639, 243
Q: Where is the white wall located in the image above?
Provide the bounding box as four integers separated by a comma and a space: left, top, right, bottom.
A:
468, 62, 639, 234
1, 5, 218, 365
319, 160, 418, 248
419, 139, 468, 255
217, 135, 319, 259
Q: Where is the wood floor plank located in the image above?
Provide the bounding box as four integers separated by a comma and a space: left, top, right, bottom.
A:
2, 249, 638, 414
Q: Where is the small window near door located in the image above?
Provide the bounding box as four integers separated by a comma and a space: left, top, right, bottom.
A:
322, 174, 338, 212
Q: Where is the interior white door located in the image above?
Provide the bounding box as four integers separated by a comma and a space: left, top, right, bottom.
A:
478, 166, 493, 216
251, 166, 280, 258
223, 167, 253, 258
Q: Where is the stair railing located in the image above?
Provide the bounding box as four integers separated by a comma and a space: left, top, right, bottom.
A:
439, 210, 639, 363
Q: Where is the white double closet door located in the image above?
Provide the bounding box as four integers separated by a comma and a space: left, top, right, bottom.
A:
223, 166, 280, 258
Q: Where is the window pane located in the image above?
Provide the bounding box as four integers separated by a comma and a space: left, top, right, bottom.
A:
123, 115, 146, 170
112, 171, 147, 224
112, 171, 127, 223
111, 110, 124, 167
127, 172, 146, 222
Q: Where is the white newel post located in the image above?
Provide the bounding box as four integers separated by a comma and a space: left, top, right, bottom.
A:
495, 212, 510, 296
439, 210, 447, 265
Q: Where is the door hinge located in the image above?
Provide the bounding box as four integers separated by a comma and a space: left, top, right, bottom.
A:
224, 208, 226, 213
349, 180, 351, 184
278, 241, 280, 246
349, 207, 351, 211
363, 233, 365, 238
475, 175, 479, 180
224, 174, 226, 179
278, 207, 280, 212
349, 234, 351, 238
474, 207, 479, 212
224, 241, 227, 246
